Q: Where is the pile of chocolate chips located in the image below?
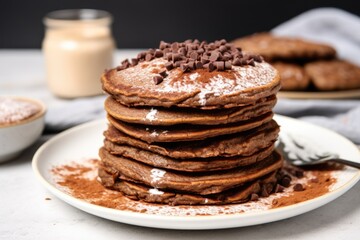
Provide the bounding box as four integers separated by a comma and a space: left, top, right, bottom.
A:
116, 39, 263, 84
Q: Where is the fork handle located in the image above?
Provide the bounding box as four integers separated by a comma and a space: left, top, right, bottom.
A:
329, 159, 360, 169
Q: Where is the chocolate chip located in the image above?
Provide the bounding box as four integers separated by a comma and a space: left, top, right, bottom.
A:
137, 52, 146, 59
240, 59, 248, 65
121, 59, 129, 65
172, 53, 182, 62
116, 65, 126, 71
197, 48, 205, 54
174, 61, 183, 67
250, 193, 259, 201
219, 39, 226, 45
166, 53, 173, 61
159, 70, 168, 78
190, 51, 198, 60
219, 45, 227, 53
188, 61, 195, 70
130, 58, 138, 66
232, 58, 241, 66
201, 56, 210, 64
165, 62, 173, 71
208, 62, 216, 72
159, 41, 168, 50
178, 47, 187, 56
310, 178, 319, 183
295, 170, 304, 178
222, 54, 231, 61
293, 183, 304, 191
260, 185, 269, 197
225, 43, 232, 49
225, 61, 232, 70
180, 63, 189, 72
209, 51, 220, 61
274, 184, 285, 193
147, 48, 155, 54
153, 75, 163, 85
247, 58, 255, 66
145, 53, 153, 61
266, 183, 274, 194
154, 50, 163, 58
163, 48, 171, 55
195, 61, 203, 69
253, 55, 263, 62
171, 42, 179, 52
281, 175, 292, 187
119, 59, 130, 70
214, 61, 225, 71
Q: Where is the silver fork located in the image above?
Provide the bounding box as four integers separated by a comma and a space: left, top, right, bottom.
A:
277, 135, 360, 169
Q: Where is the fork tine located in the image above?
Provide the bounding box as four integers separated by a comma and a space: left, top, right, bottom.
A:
291, 138, 305, 150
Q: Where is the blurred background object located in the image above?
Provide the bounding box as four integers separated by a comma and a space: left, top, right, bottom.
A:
0, 0, 359, 49
42, 9, 115, 98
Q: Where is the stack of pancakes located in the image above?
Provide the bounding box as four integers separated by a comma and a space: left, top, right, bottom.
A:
99, 39, 283, 205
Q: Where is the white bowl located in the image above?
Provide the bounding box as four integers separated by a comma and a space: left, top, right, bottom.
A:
0, 97, 46, 162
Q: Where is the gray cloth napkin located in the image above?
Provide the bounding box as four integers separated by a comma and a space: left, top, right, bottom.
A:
274, 99, 360, 144
45, 8, 360, 144
45, 95, 106, 132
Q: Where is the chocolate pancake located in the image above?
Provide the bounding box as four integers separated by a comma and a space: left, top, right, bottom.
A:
102, 58, 280, 109
272, 62, 310, 91
305, 59, 360, 91
104, 119, 280, 159
107, 112, 273, 143
105, 95, 277, 126
102, 143, 274, 172
232, 32, 336, 62
98, 168, 279, 205
99, 149, 283, 195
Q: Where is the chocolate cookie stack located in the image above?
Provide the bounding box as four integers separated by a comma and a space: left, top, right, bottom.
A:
99, 39, 284, 205
232, 33, 360, 91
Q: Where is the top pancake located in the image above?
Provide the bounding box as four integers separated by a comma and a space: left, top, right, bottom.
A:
102, 58, 280, 109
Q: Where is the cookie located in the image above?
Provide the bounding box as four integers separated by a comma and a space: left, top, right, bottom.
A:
305, 60, 360, 91
272, 62, 310, 91
232, 32, 336, 62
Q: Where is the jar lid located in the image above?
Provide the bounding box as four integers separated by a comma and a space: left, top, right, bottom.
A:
44, 9, 112, 27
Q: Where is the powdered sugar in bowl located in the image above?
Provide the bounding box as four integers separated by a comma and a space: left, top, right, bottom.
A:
0, 96, 46, 162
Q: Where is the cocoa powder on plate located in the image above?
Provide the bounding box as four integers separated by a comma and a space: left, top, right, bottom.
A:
51, 159, 337, 213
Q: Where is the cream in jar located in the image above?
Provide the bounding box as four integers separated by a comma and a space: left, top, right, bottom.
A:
42, 9, 115, 98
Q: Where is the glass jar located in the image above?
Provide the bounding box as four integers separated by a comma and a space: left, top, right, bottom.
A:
42, 9, 115, 98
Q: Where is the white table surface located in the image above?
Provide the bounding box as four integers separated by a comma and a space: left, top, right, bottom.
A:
0, 49, 360, 240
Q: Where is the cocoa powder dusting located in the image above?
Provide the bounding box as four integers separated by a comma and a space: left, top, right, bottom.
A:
271, 169, 335, 208
52, 159, 128, 210
51, 159, 340, 216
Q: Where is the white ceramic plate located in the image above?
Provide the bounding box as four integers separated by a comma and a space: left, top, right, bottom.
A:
32, 115, 360, 230
278, 89, 360, 99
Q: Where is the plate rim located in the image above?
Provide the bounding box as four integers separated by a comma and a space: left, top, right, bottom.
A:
32, 115, 360, 229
